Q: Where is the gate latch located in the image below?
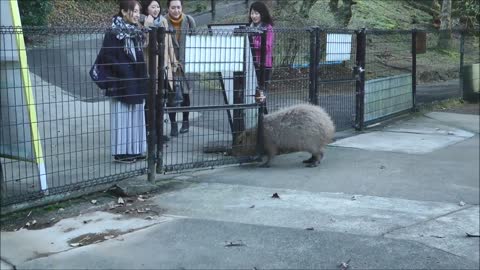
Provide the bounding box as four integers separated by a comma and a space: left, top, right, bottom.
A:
352, 66, 365, 74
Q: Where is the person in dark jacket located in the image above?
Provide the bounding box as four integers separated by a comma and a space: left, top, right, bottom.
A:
101, 0, 148, 163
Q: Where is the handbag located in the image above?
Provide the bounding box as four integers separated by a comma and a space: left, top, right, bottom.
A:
89, 50, 113, 90
172, 70, 184, 106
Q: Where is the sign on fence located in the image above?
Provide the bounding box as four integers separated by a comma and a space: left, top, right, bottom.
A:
326, 33, 352, 62
184, 34, 245, 73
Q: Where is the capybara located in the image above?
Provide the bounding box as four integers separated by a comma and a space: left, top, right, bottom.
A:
233, 103, 335, 167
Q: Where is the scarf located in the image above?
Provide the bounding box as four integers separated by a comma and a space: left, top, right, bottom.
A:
111, 16, 147, 60
167, 13, 184, 42
248, 22, 267, 34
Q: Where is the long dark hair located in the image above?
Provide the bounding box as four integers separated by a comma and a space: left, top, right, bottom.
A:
117, 0, 141, 17
141, 0, 161, 16
248, 1, 274, 26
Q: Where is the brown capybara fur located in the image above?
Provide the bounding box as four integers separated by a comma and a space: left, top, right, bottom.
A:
233, 103, 335, 167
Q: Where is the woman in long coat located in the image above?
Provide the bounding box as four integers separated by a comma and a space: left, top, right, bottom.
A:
165, 0, 196, 136
101, 0, 148, 163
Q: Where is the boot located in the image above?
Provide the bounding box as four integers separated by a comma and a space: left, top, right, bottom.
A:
170, 122, 178, 137
179, 121, 189, 134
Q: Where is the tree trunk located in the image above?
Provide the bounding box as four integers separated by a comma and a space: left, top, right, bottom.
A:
437, 0, 452, 49
329, 0, 339, 11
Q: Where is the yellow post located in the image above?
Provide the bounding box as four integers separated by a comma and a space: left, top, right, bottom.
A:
9, 0, 48, 192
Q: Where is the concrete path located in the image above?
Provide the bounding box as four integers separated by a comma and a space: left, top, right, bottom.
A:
1, 111, 479, 269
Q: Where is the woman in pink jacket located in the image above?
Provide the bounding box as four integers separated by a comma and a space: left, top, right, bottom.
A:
249, 1, 274, 91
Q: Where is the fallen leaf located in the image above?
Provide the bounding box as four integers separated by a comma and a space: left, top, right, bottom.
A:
104, 235, 115, 240
91, 200, 97, 204
305, 227, 314, 230
27, 211, 32, 217
351, 195, 356, 201
249, 205, 255, 208
137, 209, 146, 213
447, 131, 454, 135
271, 193, 280, 199
339, 259, 351, 270
430, 235, 445, 238
25, 222, 31, 227
118, 197, 125, 205
31, 220, 37, 225
379, 165, 386, 169
459, 201, 466, 206
225, 240, 246, 247
58, 208, 65, 212
69, 243, 82, 247
465, 232, 480, 237
138, 197, 145, 202
145, 216, 154, 220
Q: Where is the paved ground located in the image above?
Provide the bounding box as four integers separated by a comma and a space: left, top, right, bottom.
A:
1, 109, 479, 269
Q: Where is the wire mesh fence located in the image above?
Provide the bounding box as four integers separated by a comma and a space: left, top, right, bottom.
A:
1, 25, 477, 208
363, 30, 413, 123
1, 26, 149, 206
316, 29, 357, 130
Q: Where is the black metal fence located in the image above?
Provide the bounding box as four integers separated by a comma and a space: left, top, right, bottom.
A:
0, 26, 478, 208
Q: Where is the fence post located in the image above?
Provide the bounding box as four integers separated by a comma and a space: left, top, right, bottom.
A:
354, 28, 366, 131
315, 27, 321, 105
156, 27, 166, 174
146, 29, 158, 182
256, 29, 267, 156
211, 0, 215, 19
459, 30, 465, 98
411, 28, 417, 111
309, 27, 319, 105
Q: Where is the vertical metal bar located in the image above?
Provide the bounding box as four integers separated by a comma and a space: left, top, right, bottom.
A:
354, 28, 366, 131
259, 30, 267, 91
308, 27, 318, 104
211, 0, 216, 18
411, 29, 417, 111
459, 30, 465, 98
314, 27, 321, 105
256, 30, 267, 155
147, 29, 157, 182
156, 27, 166, 174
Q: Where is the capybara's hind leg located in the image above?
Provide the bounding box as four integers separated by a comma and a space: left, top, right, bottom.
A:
259, 156, 271, 168
302, 155, 316, 164
259, 146, 276, 168
305, 152, 322, 167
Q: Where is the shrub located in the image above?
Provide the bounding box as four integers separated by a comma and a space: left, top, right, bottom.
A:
18, 0, 53, 26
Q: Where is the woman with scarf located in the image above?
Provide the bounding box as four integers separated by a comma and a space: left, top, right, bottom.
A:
165, 0, 196, 137
140, 0, 180, 142
101, 0, 148, 163
249, 1, 275, 93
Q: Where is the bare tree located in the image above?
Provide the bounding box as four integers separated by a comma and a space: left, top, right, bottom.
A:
437, 0, 452, 49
